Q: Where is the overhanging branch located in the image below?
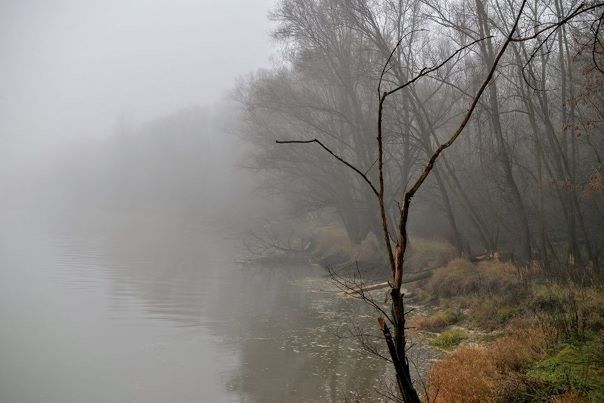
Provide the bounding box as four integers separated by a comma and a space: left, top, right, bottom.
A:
275, 139, 379, 197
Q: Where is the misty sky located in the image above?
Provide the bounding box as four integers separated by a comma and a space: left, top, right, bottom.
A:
0, 0, 275, 169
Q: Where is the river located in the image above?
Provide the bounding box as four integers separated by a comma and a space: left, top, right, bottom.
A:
0, 207, 395, 402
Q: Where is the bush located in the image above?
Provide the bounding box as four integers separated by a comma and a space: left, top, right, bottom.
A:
427, 345, 499, 402
491, 322, 554, 373
476, 260, 521, 295
426, 258, 522, 299
427, 259, 479, 297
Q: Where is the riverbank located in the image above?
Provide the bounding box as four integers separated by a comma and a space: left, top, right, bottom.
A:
243, 223, 456, 281
243, 226, 604, 401
408, 258, 604, 402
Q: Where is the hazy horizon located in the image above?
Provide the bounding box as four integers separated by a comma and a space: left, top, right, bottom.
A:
0, 0, 275, 172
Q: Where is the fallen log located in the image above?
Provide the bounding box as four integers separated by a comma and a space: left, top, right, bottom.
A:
336, 270, 434, 296
337, 281, 390, 296
469, 251, 500, 262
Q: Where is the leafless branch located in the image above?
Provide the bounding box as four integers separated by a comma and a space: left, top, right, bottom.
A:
381, 37, 491, 99
276, 139, 379, 197
511, 1, 604, 43
592, 10, 604, 74
512, 1, 604, 84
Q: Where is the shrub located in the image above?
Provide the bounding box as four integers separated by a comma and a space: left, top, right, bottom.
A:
477, 260, 521, 295
490, 322, 554, 373
427, 259, 479, 297
427, 258, 522, 299
426, 345, 499, 402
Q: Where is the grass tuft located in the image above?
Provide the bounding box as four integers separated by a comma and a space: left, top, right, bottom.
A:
527, 334, 604, 401
429, 329, 467, 350
410, 308, 462, 332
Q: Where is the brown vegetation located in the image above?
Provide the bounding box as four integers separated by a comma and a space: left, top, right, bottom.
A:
426, 258, 521, 299
427, 345, 499, 402
410, 309, 462, 333
425, 321, 602, 402
419, 258, 604, 402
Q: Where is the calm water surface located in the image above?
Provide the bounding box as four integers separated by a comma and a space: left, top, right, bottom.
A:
0, 208, 390, 402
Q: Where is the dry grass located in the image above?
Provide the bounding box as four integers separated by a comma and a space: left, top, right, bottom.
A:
476, 260, 520, 294
426, 258, 478, 297
426, 345, 499, 402
409, 308, 462, 332
530, 283, 604, 338
490, 322, 554, 372
426, 258, 522, 299
425, 321, 601, 402
421, 258, 604, 402
551, 391, 588, 402
470, 295, 524, 330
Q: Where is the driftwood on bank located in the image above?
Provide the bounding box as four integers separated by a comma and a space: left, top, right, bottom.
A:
469, 251, 500, 262
337, 281, 390, 296
336, 269, 434, 296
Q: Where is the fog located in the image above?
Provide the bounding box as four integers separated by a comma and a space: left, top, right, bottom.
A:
1, 0, 272, 174
1, 0, 603, 401
1, 1, 389, 401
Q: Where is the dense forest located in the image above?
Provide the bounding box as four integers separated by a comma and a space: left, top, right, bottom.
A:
237, 0, 603, 270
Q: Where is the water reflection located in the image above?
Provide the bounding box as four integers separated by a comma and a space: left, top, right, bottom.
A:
0, 208, 393, 402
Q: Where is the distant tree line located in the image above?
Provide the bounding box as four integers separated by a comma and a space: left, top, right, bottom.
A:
49, 106, 256, 222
